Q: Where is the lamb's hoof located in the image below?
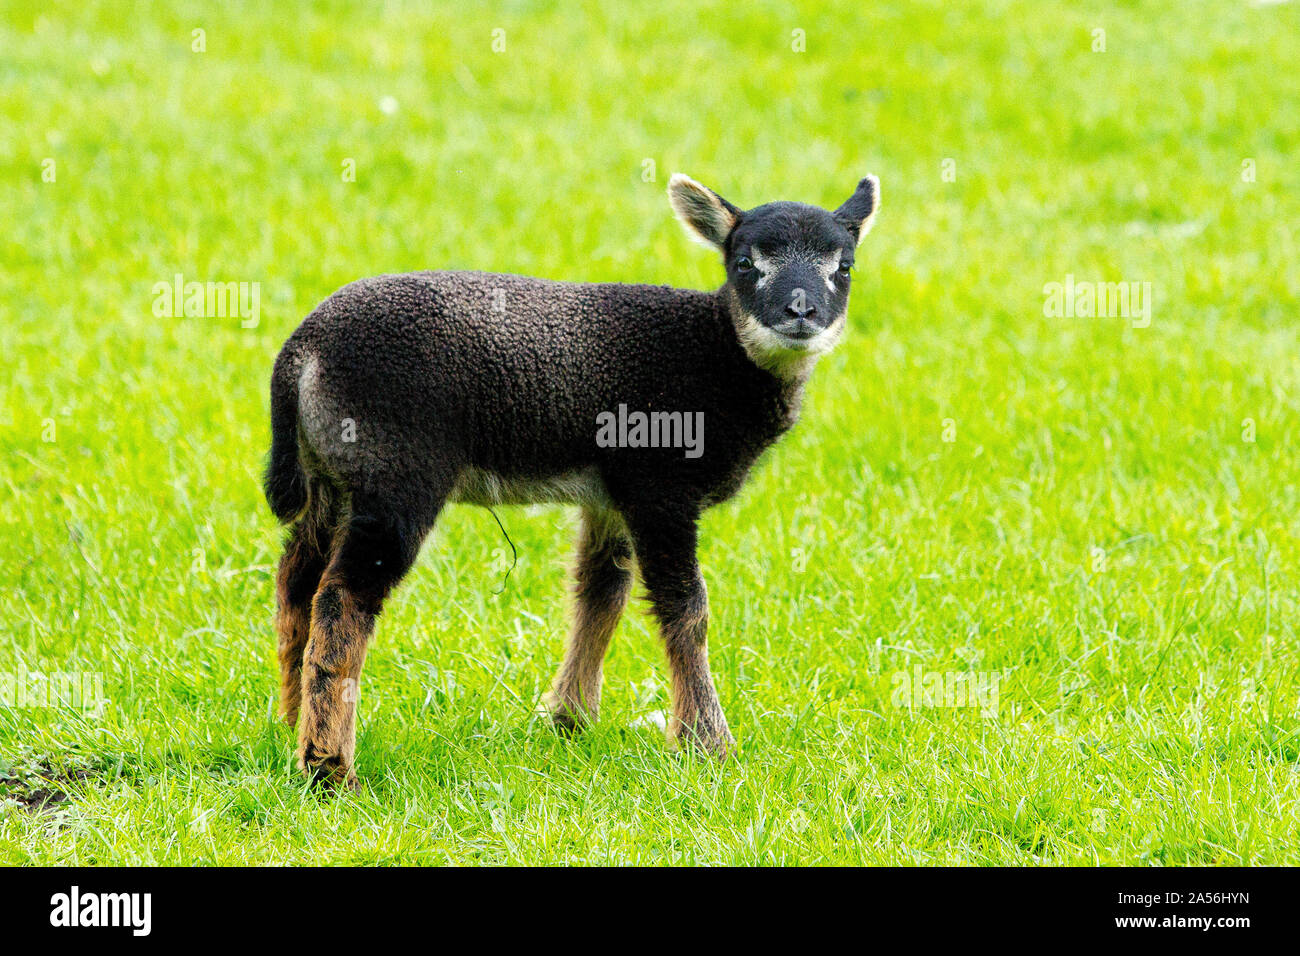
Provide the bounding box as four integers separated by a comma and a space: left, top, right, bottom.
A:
539, 691, 590, 736
299, 746, 359, 793
670, 722, 735, 761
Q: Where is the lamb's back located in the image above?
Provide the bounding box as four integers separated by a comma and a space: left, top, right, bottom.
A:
284, 270, 731, 479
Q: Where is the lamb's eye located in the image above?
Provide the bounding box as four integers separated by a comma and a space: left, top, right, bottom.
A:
735, 255, 754, 272
838, 261, 853, 276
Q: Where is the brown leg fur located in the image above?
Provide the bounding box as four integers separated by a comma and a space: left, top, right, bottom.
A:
294, 491, 436, 791
296, 571, 374, 791
543, 510, 633, 730
659, 574, 731, 756
274, 496, 335, 726
625, 506, 733, 758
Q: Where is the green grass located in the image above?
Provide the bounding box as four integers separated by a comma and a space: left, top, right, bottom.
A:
2, 0, 1299, 865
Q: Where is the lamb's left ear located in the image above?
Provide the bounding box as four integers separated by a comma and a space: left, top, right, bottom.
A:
668, 174, 742, 251
834, 174, 881, 246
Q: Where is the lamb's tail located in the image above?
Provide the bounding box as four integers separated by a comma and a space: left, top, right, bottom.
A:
263, 349, 308, 524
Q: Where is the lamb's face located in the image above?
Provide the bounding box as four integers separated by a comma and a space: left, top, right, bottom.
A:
725, 203, 856, 356
668, 173, 879, 373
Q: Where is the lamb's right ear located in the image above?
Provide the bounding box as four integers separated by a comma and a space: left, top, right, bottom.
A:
668, 174, 742, 251
834, 174, 881, 246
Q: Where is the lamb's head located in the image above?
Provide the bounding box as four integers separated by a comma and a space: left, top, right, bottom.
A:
668, 173, 879, 375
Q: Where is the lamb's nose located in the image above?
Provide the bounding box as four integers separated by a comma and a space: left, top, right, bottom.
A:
785, 301, 817, 319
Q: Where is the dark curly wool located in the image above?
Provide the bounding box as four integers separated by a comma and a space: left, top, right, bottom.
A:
265, 174, 879, 788
267, 271, 796, 525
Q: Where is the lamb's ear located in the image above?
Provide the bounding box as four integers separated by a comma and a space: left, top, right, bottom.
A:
834, 174, 880, 246
668, 174, 742, 251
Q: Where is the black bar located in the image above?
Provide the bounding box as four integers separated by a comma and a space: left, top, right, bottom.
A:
1, 866, 1280, 942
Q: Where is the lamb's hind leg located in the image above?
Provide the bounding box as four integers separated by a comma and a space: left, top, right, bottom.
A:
543, 509, 633, 731
297, 489, 439, 790
274, 483, 338, 726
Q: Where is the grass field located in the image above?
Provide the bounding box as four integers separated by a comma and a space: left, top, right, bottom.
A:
2, 0, 1299, 865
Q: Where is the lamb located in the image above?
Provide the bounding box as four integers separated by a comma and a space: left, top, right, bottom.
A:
264, 173, 881, 789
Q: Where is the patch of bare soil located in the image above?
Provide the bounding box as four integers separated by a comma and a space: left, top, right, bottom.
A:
0, 763, 92, 814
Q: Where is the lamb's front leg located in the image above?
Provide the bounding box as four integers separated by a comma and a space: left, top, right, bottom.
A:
544, 509, 633, 730
626, 506, 733, 758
